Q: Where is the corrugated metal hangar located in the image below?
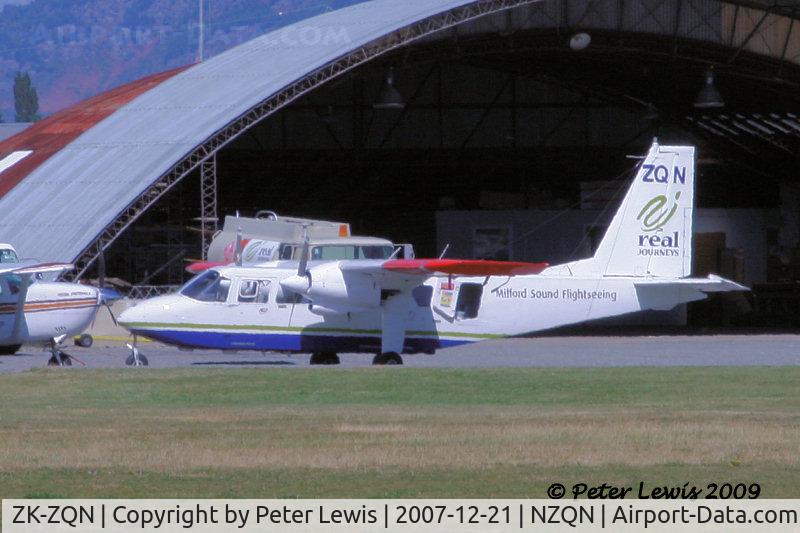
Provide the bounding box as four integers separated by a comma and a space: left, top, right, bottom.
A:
0, 0, 799, 325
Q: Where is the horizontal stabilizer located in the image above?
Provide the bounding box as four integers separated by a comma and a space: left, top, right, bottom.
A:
383, 259, 548, 276
634, 274, 749, 293
634, 274, 748, 311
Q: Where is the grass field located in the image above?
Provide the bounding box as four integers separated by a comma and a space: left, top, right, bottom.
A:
1, 366, 799, 498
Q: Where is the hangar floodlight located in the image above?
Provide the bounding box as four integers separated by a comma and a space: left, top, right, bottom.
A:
569, 32, 591, 51
374, 68, 405, 110
694, 68, 725, 109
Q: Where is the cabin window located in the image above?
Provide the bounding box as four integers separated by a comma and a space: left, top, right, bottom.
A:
0, 249, 18, 263
239, 279, 271, 304
311, 245, 394, 260
181, 271, 231, 303
280, 245, 295, 260
455, 283, 483, 319
412, 285, 433, 307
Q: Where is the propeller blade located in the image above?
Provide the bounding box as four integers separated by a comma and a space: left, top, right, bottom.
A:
297, 225, 310, 276
105, 303, 118, 327
96, 287, 121, 327
235, 227, 243, 267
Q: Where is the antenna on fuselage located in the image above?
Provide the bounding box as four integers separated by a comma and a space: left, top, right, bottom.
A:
438, 243, 450, 259
297, 224, 310, 276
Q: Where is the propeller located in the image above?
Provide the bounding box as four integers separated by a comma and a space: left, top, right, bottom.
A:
235, 226, 244, 267
99, 288, 121, 326
280, 225, 312, 297
92, 251, 120, 327
297, 224, 310, 276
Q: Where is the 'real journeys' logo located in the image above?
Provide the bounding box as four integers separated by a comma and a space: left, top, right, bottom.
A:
637, 191, 681, 233
636, 192, 682, 257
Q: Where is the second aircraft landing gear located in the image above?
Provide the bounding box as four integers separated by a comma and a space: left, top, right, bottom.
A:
74, 334, 93, 348
0, 344, 21, 356
47, 335, 73, 367
310, 352, 340, 365
372, 352, 403, 365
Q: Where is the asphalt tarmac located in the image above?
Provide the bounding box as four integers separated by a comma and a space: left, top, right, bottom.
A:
0, 335, 799, 373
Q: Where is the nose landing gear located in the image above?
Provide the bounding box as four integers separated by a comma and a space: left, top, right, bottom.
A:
47, 335, 74, 367
125, 336, 149, 367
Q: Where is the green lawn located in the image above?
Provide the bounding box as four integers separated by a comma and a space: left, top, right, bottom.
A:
0, 367, 798, 498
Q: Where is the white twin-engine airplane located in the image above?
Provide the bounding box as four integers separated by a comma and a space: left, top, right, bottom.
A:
0, 249, 117, 366
119, 142, 747, 365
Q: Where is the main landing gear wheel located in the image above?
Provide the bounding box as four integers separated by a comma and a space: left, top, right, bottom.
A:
74, 334, 93, 348
310, 352, 340, 365
372, 352, 403, 366
0, 344, 21, 355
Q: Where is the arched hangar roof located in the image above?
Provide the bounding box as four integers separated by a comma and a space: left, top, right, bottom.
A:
0, 0, 798, 276
0, 0, 537, 276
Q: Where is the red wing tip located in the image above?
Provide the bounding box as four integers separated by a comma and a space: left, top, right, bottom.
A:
186, 261, 227, 274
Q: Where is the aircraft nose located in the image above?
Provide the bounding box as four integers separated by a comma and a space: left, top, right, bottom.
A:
99, 287, 122, 305
118, 305, 143, 327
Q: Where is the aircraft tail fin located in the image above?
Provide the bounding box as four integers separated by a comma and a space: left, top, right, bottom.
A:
550, 141, 695, 279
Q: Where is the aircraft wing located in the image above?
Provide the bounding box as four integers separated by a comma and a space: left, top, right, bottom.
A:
185, 261, 227, 274
1, 262, 74, 344
339, 258, 548, 278
8, 262, 74, 276
0, 261, 74, 276
381, 259, 548, 276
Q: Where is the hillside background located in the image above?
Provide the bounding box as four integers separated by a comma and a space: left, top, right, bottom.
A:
0, 0, 362, 119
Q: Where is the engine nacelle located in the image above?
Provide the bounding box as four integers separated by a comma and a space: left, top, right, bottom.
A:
304, 262, 381, 311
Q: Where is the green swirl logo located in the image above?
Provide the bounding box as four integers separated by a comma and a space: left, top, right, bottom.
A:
637, 191, 681, 232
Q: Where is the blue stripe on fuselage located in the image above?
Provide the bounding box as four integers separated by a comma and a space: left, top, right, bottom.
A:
128, 328, 470, 353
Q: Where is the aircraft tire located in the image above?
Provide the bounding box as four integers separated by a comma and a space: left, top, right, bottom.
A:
310, 352, 340, 365
74, 334, 93, 348
125, 354, 149, 367
0, 344, 21, 355
372, 352, 403, 366
47, 355, 72, 367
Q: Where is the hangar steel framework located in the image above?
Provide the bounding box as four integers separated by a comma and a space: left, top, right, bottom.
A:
69, 0, 540, 279
1, 0, 800, 283
70, 0, 800, 279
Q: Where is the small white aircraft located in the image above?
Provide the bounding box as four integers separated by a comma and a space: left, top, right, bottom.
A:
119, 142, 747, 365
0, 244, 119, 365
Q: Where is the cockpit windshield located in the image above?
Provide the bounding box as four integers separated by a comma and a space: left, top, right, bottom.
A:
311, 245, 394, 261
0, 249, 18, 263
180, 271, 231, 302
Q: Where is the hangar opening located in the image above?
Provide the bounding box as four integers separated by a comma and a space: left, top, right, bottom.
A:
3, 0, 800, 327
